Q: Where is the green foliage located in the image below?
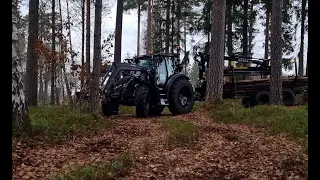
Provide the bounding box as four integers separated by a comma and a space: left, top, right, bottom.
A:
21, 106, 112, 145
208, 99, 308, 145
123, 0, 148, 12
160, 118, 199, 148
52, 151, 133, 180
150, 0, 201, 53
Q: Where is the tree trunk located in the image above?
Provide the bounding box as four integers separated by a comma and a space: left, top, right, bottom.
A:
114, 0, 124, 62
12, 0, 33, 136
206, 0, 226, 103
44, 64, 49, 104
165, 0, 170, 53
248, 1, 254, 56
57, 0, 63, 105
306, 45, 308, 76
146, 0, 152, 54
81, 0, 85, 89
270, 0, 283, 105
86, 0, 91, 82
242, 0, 248, 56
59, 0, 73, 104
55, 86, 60, 105
226, 1, 233, 66
171, 0, 175, 53
25, 0, 39, 106
183, 18, 187, 74
90, 0, 102, 114
303, 46, 308, 102
66, 0, 76, 95
298, 0, 306, 76
59, 61, 64, 103
264, 7, 270, 59
137, 0, 141, 56
183, 18, 186, 53
61, 63, 73, 103
51, 0, 56, 105
176, 1, 181, 47
66, 0, 74, 65
38, 57, 44, 104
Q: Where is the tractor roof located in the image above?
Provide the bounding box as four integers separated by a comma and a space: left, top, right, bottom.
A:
136, 53, 180, 59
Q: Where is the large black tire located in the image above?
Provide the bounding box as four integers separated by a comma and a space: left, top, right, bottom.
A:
101, 100, 119, 116
168, 78, 195, 115
254, 91, 270, 105
149, 105, 165, 116
282, 89, 295, 106
135, 85, 150, 118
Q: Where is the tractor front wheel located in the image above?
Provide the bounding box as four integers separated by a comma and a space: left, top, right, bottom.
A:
135, 85, 150, 118
101, 100, 119, 116
168, 78, 195, 115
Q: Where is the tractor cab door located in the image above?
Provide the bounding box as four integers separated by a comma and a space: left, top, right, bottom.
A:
156, 57, 167, 87
165, 56, 177, 77
156, 56, 178, 87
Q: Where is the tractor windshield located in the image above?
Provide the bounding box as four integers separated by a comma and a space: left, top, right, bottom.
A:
137, 57, 153, 69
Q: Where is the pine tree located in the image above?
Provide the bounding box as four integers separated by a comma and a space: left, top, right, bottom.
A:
206, 0, 226, 103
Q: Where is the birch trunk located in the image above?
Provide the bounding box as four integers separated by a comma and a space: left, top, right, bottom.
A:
12, 0, 32, 135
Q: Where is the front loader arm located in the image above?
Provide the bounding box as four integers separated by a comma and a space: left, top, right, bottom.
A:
100, 62, 148, 94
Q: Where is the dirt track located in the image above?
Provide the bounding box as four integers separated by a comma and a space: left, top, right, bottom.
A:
12, 107, 308, 180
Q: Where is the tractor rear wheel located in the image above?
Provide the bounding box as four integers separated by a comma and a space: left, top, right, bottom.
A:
135, 85, 150, 118
168, 78, 195, 115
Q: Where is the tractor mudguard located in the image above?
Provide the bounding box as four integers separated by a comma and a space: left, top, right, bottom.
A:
164, 74, 190, 98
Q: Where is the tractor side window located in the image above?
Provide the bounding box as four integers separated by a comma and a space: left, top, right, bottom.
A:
165, 56, 175, 77
157, 58, 167, 86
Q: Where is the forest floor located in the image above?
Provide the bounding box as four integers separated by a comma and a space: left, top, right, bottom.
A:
12, 100, 308, 180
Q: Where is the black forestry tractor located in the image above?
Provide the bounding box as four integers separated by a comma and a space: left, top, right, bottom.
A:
99, 50, 195, 118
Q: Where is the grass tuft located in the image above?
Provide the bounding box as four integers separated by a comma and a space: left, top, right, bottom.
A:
52, 150, 133, 180
209, 99, 308, 148
160, 118, 199, 148
16, 105, 112, 145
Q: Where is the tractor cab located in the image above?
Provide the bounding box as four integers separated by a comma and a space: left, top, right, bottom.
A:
133, 53, 181, 87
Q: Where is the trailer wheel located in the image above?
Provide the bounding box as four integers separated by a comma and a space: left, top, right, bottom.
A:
135, 85, 150, 118
254, 91, 270, 105
149, 105, 165, 116
168, 78, 195, 115
101, 100, 119, 116
282, 89, 295, 106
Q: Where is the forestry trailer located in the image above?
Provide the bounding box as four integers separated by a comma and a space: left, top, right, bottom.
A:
99, 52, 195, 117
193, 52, 308, 107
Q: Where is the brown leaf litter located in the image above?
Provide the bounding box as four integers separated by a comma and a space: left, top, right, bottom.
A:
12, 108, 308, 180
